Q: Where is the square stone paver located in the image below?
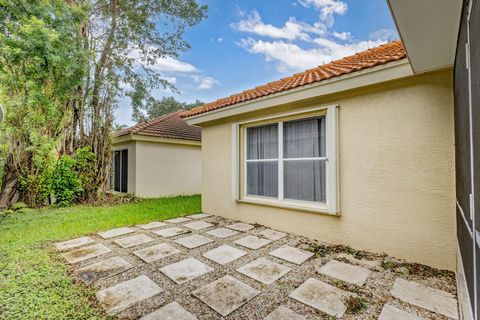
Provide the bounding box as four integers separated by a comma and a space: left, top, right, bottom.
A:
226, 222, 255, 232
269, 246, 314, 265
140, 301, 198, 320
391, 278, 458, 319
259, 229, 287, 241
183, 221, 214, 231
203, 245, 247, 265
206, 227, 239, 238
174, 234, 213, 249
289, 278, 347, 317
165, 217, 191, 223
152, 227, 189, 238
76, 256, 133, 284
113, 234, 155, 248
136, 221, 168, 230
133, 243, 180, 263
55, 236, 95, 251
192, 275, 260, 316
188, 213, 212, 220
96, 274, 163, 315
97, 227, 135, 239
264, 305, 306, 320
317, 259, 371, 286
379, 304, 425, 320
237, 257, 291, 284
160, 257, 213, 284
61, 243, 111, 264
235, 235, 272, 250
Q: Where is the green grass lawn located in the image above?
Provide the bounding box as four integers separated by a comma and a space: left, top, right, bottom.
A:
0, 195, 201, 320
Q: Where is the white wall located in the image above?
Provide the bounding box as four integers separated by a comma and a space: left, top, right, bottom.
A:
134, 140, 201, 197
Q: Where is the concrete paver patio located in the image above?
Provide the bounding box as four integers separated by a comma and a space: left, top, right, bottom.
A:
57, 213, 458, 319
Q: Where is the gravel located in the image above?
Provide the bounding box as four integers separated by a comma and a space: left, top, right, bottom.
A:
62, 214, 457, 320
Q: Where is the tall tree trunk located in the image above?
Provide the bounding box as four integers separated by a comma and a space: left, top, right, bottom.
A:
0, 154, 18, 209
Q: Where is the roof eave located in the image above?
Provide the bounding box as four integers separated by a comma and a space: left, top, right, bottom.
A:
113, 134, 201, 146
185, 59, 413, 126
387, 0, 462, 73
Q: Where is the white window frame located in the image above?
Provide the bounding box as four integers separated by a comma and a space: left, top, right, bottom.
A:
233, 105, 339, 215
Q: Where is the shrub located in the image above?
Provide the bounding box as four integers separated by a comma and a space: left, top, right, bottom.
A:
73, 146, 97, 199
51, 155, 82, 206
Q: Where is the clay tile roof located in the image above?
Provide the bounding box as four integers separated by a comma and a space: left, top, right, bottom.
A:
115, 110, 201, 141
183, 41, 406, 118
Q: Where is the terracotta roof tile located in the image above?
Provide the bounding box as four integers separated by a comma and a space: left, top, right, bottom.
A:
183, 41, 406, 118
115, 111, 201, 141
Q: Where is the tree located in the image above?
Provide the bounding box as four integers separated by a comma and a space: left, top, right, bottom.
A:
131, 95, 203, 123
0, 0, 207, 208
0, 0, 87, 208
70, 0, 207, 199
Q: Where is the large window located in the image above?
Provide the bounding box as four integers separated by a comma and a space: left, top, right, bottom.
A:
241, 107, 338, 213
246, 116, 326, 203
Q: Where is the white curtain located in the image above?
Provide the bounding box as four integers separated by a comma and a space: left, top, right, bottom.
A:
247, 124, 278, 159
283, 117, 326, 202
247, 124, 278, 197
283, 117, 325, 158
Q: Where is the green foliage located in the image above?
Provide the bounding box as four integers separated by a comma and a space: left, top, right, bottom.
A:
51, 147, 97, 207
74, 146, 97, 198
17, 148, 56, 207
0, 0, 88, 207
130, 90, 203, 123
0, 196, 200, 319
52, 155, 83, 206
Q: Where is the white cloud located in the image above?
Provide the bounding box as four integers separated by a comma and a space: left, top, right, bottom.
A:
217, 37, 224, 43
239, 37, 385, 72
232, 11, 326, 41
332, 31, 351, 41
298, 0, 347, 26
149, 56, 198, 73
191, 75, 220, 90
369, 28, 397, 41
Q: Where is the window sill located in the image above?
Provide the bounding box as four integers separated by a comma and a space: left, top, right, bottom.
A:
236, 197, 340, 216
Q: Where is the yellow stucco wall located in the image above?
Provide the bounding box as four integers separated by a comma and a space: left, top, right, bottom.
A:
201, 70, 456, 270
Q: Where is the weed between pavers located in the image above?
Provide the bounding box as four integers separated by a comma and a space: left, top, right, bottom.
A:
345, 296, 367, 314
300, 241, 376, 260
380, 260, 455, 279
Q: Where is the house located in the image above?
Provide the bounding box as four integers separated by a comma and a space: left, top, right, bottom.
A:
183, 1, 479, 318
184, 39, 455, 269
112, 110, 201, 197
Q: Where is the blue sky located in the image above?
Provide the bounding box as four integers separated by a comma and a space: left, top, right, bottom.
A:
116, 0, 398, 125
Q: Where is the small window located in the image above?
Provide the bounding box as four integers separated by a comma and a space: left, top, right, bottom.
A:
112, 149, 128, 193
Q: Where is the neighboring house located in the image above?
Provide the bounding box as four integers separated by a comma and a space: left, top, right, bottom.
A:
184, 1, 479, 318
112, 111, 201, 197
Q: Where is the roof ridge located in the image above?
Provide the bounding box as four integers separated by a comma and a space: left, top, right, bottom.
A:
130, 110, 181, 134
115, 110, 183, 136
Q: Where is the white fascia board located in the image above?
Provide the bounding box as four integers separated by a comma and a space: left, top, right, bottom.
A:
113, 134, 201, 146
186, 59, 413, 125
